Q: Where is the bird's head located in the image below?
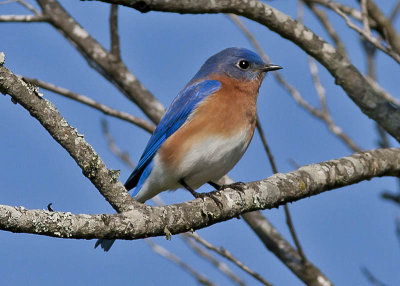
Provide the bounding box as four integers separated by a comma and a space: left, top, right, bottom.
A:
191, 47, 282, 83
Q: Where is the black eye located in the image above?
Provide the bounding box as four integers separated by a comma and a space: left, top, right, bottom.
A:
238, 60, 250, 70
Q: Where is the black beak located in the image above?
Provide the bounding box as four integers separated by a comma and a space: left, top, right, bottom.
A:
262, 64, 282, 72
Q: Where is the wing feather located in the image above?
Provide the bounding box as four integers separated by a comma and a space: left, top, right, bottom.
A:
125, 80, 221, 192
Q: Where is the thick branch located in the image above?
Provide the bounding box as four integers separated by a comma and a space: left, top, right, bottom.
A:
0, 64, 138, 212
242, 211, 332, 286
36, 0, 165, 123
89, 0, 400, 142
1, 147, 399, 239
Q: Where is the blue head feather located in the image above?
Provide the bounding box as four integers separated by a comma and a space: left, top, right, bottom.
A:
189, 47, 268, 83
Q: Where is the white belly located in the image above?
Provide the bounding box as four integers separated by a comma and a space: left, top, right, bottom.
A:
178, 128, 251, 187
134, 127, 251, 202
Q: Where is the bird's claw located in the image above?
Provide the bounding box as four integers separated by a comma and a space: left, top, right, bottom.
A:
221, 182, 247, 194
194, 191, 223, 209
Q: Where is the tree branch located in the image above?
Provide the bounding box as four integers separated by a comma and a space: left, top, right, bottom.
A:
304, 1, 348, 59
0, 64, 138, 212
90, 0, 400, 142
242, 211, 332, 286
109, 4, 121, 61
36, 0, 165, 123
189, 232, 273, 286
181, 234, 246, 286
145, 238, 216, 286
1, 147, 399, 240
0, 14, 48, 22
361, 0, 400, 54
22, 76, 156, 133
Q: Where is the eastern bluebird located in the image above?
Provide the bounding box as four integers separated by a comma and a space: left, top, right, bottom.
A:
95, 47, 281, 251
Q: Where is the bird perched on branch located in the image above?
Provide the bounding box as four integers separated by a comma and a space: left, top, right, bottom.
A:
96, 47, 281, 251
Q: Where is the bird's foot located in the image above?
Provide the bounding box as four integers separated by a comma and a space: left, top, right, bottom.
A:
181, 179, 223, 208
220, 182, 247, 194
193, 191, 223, 209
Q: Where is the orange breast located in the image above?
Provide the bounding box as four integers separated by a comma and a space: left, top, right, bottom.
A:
159, 75, 261, 169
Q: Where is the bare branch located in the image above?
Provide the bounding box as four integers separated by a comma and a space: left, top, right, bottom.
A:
0, 0, 41, 14
16, 0, 41, 14
0, 0, 16, 5
328, 2, 400, 64
36, 0, 165, 123
256, 119, 308, 264
389, 1, 400, 23
109, 4, 121, 61
361, 267, 388, 286
1, 147, 399, 241
0, 64, 138, 212
309, 0, 364, 22
395, 218, 400, 247
381, 192, 400, 205
0, 14, 47, 22
364, 76, 399, 106
145, 239, 216, 286
181, 235, 246, 286
22, 76, 156, 133
304, 1, 348, 58
360, 0, 371, 36
92, 0, 400, 142
307, 57, 361, 152
360, 0, 400, 54
190, 233, 273, 286
101, 119, 136, 168
242, 211, 333, 286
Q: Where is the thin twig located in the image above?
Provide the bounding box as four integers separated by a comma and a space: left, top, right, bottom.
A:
153, 196, 247, 286
361, 267, 388, 286
304, 0, 348, 58
297, 0, 304, 23
190, 233, 273, 286
389, 0, 400, 23
364, 76, 399, 106
181, 234, 246, 286
310, 0, 365, 23
0, 0, 40, 14
381, 192, 400, 205
0, 14, 47, 22
360, 0, 371, 36
145, 239, 215, 286
0, 0, 16, 5
22, 76, 156, 133
395, 218, 400, 247
36, 0, 165, 123
109, 4, 121, 61
359, 0, 400, 55
16, 0, 40, 14
328, 2, 400, 64
256, 119, 307, 264
101, 119, 135, 169
307, 56, 361, 152
308, 57, 328, 113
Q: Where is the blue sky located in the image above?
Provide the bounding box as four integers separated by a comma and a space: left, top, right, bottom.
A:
1, 0, 400, 285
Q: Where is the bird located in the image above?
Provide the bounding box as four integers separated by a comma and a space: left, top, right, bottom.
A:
95, 47, 282, 251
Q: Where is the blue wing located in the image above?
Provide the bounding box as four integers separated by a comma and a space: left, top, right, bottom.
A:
125, 80, 221, 193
